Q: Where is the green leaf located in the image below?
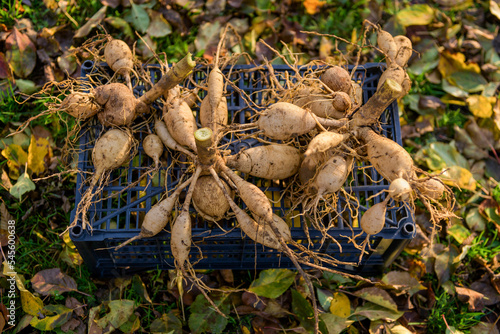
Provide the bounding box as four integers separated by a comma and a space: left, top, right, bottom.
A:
291, 289, 320, 333
0, 137, 14, 150
316, 288, 334, 311
447, 224, 471, 244
57, 50, 77, 75
396, 4, 435, 27
132, 274, 152, 304
434, 246, 459, 286
5, 27, 36, 78
320, 313, 353, 334
104, 17, 134, 39
119, 313, 141, 333
188, 292, 230, 334
408, 46, 439, 76
442, 78, 469, 98
483, 206, 500, 225
125, 1, 150, 34
415, 141, 469, 172
30, 305, 73, 331
13, 314, 33, 334
249, 269, 297, 299
147, 10, 172, 37
15, 79, 38, 94
448, 71, 487, 93
322, 271, 353, 285
97, 300, 136, 330
494, 185, 500, 205
194, 21, 221, 52
150, 311, 183, 334
354, 287, 398, 312
10, 173, 36, 200
429, 142, 469, 169
350, 302, 404, 322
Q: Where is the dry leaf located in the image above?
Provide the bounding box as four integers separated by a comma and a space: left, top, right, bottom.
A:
65, 297, 84, 317
0, 170, 12, 190
31, 268, 78, 296
490, 0, 500, 19
74, 6, 107, 38
220, 269, 234, 284
0, 52, 12, 79
455, 286, 484, 311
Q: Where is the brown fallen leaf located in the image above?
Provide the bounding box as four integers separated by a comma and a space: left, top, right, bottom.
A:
100, 0, 120, 8
355, 287, 398, 312
0, 52, 12, 79
0, 169, 12, 191
220, 269, 234, 284
252, 315, 280, 334
455, 286, 484, 311
65, 297, 84, 317
380, 271, 426, 296
31, 268, 79, 296
465, 118, 495, 150
415, 119, 434, 135
32, 125, 53, 144
470, 275, 500, 306
61, 317, 81, 332
206, 0, 226, 16
242, 291, 267, 311
470, 321, 500, 334
418, 95, 445, 112
74, 5, 107, 38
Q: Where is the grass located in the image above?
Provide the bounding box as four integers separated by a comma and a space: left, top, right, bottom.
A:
426, 289, 483, 332
467, 228, 500, 264
294, 0, 370, 39
437, 108, 468, 130
154, 32, 200, 64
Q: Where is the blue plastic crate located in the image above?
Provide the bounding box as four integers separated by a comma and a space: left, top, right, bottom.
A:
70, 61, 415, 277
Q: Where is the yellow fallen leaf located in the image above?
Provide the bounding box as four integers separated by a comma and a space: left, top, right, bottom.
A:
329, 292, 351, 318
27, 135, 51, 175
319, 37, 333, 59
491, 0, 500, 20
438, 50, 481, 79
441, 166, 476, 191
2, 264, 45, 317
1, 144, 28, 180
303, 0, 326, 15
466, 95, 496, 118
